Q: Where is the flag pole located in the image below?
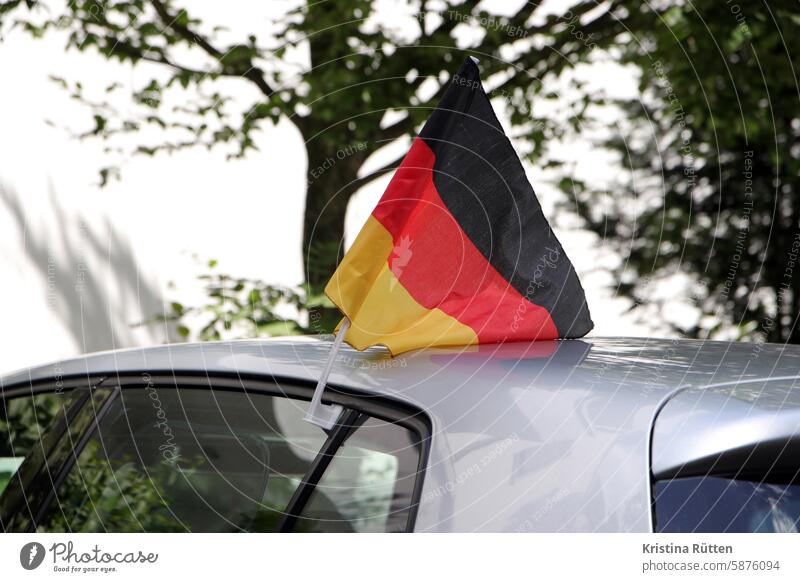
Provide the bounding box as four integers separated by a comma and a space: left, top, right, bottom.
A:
304, 317, 351, 429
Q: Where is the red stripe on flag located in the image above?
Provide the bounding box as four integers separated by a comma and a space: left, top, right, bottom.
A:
371, 138, 558, 343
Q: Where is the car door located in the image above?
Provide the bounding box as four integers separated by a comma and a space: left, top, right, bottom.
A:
1, 373, 430, 533
650, 379, 800, 533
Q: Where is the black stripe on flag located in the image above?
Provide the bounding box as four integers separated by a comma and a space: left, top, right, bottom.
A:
418, 58, 593, 337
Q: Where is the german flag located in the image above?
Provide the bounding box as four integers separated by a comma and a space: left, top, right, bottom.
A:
326, 57, 593, 355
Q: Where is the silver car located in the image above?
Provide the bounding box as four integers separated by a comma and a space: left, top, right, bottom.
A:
1, 337, 799, 533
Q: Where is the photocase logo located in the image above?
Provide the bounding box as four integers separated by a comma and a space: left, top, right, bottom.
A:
20, 542, 46, 570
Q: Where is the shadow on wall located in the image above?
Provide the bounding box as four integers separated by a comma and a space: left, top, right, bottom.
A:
1, 178, 174, 358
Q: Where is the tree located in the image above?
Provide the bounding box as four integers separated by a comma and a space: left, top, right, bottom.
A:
563, 0, 800, 343
15, 1, 788, 343
0, 0, 627, 331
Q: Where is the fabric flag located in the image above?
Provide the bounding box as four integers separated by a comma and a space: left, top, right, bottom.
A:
325, 57, 593, 355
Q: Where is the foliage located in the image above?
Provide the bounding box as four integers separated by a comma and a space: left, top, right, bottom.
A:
142, 260, 332, 341
6, 1, 797, 341
0, 0, 625, 331
38, 441, 183, 532
0, 392, 70, 494
565, 0, 800, 342
0, 392, 68, 459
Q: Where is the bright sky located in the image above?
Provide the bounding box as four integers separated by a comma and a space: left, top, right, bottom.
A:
0, 2, 663, 375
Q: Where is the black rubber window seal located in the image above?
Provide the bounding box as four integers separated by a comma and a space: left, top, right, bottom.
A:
278, 408, 365, 532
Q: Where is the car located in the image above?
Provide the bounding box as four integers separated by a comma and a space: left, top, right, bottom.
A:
1, 336, 799, 533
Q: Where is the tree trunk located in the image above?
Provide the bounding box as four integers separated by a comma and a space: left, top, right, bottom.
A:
301, 140, 367, 334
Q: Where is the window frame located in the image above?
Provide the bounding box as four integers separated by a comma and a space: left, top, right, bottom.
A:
2, 371, 431, 533
277, 407, 365, 532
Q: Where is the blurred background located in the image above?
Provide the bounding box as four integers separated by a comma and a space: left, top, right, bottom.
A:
1, 0, 797, 373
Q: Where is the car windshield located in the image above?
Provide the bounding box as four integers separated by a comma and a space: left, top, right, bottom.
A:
655, 476, 800, 533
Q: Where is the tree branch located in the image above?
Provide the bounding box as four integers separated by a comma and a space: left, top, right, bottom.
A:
423, 0, 481, 41
378, 114, 416, 143
150, 0, 221, 57
149, 0, 275, 98
139, 52, 207, 78
356, 152, 406, 189
377, 76, 453, 143
507, 0, 543, 30
489, 0, 624, 97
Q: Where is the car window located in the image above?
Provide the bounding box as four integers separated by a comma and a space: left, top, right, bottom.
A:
294, 416, 421, 533
0, 391, 72, 495
37, 388, 329, 532
654, 476, 800, 532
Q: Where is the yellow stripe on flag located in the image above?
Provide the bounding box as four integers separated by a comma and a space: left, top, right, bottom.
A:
325, 216, 477, 355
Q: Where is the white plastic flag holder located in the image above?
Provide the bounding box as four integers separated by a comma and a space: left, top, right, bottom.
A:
303, 317, 351, 429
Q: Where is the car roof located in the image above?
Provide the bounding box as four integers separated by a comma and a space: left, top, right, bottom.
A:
3, 336, 800, 532
3, 336, 800, 398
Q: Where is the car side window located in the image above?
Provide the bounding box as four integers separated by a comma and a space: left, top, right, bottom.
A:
0, 391, 72, 495
654, 476, 800, 532
294, 416, 422, 533
37, 387, 329, 532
